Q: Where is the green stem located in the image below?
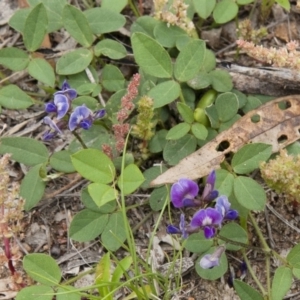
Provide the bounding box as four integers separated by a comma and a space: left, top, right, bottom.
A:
128, 0, 140, 17
249, 212, 270, 252
72, 131, 88, 149
179, 90, 186, 104
242, 250, 267, 295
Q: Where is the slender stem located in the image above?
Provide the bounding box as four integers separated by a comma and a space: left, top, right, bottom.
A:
266, 255, 271, 297
179, 90, 186, 104
128, 0, 140, 17
72, 131, 88, 149
242, 250, 266, 295
249, 212, 270, 252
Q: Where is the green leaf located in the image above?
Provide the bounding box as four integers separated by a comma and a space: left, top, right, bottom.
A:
101, 0, 128, 12
232, 143, 272, 174
174, 40, 206, 82
191, 123, 208, 140
195, 247, 228, 280
84, 7, 126, 34
193, 0, 216, 19
166, 123, 191, 140
163, 134, 197, 165
112, 256, 133, 286
16, 285, 53, 300
233, 280, 264, 300
118, 164, 145, 195
209, 69, 233, 92
0, 137, 48, 166
63, 4, 93, 47
185, 232, 213, 253
71, 149, 115, 183
271, 266, 292, 300
131, 32, 172, 78
201, 49, 217, 72
149, 186, 168, 211
237, 0, 254, 3
9, 8, 31, 34
101, 64, 125, 92
0, 47, 29, 71
219, 223, 248, 251
215, 92, 238, 122
101, 212, 127, 251
287, 244, 300, 268
130, 16, 159, 38
20, 164, 46, 211
205, 105, 220, 129
149, 129, 167, 153
243, 96, 262, 113
293, 268, 300, 279
69, 209, 108, 242
213, 0, 238, 24
233, 176, 266, 211
276, 0, 290, 11
23, 3, 48, 51
81, 187, 116, 214
94, 39, 127, 59
56, 286, 81, 300
49, 150, 75, 173
88, 183, 117, 208
56, 49, 93, 75
141, 165, 168, 189
153, 22, 187, 48
214, 169, 234, 196
0, 85, 33, 109
187, 71, 211, 90
28, 0, 67, 32
28, 58, 55, 87
72, 95, 98, 110
95, 253, 111, 297
177, 102, 194, 124
23, 253, 61, 285
148, 80, 180, 108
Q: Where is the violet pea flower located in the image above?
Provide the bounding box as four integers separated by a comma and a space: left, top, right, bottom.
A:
199, 246, 225, 269
202, 170, 219, 202
190, 207, 223, 239
45, 80, 77, 120
170, 178, 199, 208
69, 105, 105, 131
43, 116, 63, 140
166, 213, 188, 239
215, 195, 238, 220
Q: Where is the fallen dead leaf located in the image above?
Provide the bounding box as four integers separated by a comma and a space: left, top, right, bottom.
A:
151, 95, 300, 186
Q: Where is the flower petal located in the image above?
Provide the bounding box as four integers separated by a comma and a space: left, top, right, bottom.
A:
80, 119, 93, 130
215, 195, 231, 217
190, 207, 223, 228
54, 94, 69, 119
45, 102, 57, 113
203, 226, 215, 238
68, 105, 91, 131
200, 254, 219, 269
167, 225, 181, 234
61, 79, 71, 90
94, 109, 106, 119
170, 178, 199, 208
43, 116, 62, 134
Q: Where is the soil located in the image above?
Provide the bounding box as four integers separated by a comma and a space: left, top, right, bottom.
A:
1, 0, 300, 299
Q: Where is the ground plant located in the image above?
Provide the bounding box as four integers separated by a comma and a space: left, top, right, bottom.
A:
0, 0, 299, 299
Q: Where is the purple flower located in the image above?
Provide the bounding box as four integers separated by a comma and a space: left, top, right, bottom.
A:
190, 207, 223, 239
215, 195, 238, 220
69, 105, 105, 131
199, 246, 225, 269
166, 213, 188, 239
56, 80, 77, 100
202, 170, 219, 201
45, 80, 77, 119
170, 178, 199, 208
43, 116, 63, 140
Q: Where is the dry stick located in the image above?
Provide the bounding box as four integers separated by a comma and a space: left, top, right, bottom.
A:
266, 203, 300, 234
